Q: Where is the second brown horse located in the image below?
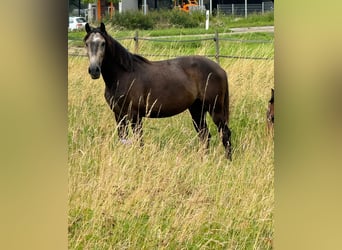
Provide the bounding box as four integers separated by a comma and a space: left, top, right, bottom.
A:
266, 88, 274, 134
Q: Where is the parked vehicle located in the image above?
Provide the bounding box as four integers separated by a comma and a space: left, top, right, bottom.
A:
69, 17, 87, 31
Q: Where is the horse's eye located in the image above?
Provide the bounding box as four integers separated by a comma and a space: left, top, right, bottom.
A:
85, 43, 88, 47
101, 42, 105, 47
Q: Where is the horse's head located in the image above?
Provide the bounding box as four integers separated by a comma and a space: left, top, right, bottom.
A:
84, 23, 107, 79
267, 88, 274, 130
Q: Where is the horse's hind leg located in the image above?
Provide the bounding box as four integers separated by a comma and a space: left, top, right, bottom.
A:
189, 102, 211, 148
211, 111, 232, 160
221, 123, 232, 160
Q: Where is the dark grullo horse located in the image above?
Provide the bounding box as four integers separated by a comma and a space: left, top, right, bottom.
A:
266, 88, 274, 134
84, 23, 232, 160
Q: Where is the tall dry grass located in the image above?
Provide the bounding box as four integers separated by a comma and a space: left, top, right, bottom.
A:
68, 39, 274, 249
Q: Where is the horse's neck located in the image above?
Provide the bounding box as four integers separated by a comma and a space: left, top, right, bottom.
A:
102, 55, 129, 90
101, 40, 133, 87
99, 40, 115, 85
101, 63, 118, 87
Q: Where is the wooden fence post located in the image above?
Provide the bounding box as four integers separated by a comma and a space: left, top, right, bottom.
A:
214, 31, 220, 64
134, 31, 139, 54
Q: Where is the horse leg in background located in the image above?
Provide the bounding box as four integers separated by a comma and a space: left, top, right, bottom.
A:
131, 115, 144, 146
266, 88, 274, 136
211, 111, 232, 161
189, 101, 211, 149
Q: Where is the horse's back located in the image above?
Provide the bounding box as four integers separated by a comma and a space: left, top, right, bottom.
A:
177, 56, 226, 74
143, 55, 227, 93
178, 56, 228, 97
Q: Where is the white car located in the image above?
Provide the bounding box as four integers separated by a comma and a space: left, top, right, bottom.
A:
69, 17, 87, 31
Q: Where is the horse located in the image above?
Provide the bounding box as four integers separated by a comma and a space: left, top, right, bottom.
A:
84, 23, 232, 160
266, 88, 274, 134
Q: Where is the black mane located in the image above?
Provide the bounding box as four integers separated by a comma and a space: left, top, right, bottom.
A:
109, 35, 151, 72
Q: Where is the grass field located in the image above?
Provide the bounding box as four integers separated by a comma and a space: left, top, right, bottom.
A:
68, 31, 274, 249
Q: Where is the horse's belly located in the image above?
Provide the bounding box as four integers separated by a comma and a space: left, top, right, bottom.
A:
143, 96, 193, 118
148, 106, 187, 118
149, 88, 197, 117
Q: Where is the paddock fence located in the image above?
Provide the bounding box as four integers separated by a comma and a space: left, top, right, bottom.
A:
68, 30, 274, 64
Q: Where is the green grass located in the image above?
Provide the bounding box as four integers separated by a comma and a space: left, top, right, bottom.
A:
218, 11, 274, 28
68, 30, 274, 249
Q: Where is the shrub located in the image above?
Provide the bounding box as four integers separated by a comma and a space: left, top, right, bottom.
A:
110, 10, 205, 30
169, 10, 199, 28
111, 11, 154, 30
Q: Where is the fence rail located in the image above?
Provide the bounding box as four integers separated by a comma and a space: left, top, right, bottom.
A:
68, 31, 274, 63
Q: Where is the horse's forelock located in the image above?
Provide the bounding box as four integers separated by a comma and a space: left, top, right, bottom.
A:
84, 27, 107, 41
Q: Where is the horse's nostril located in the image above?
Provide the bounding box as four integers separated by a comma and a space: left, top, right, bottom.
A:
88, 66, 101, 76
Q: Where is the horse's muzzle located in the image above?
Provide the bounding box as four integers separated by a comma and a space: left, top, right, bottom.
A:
88, 65, 101, 79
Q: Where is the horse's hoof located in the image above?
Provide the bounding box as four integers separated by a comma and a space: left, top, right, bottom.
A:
226, 151, 232, 161
120, 139, 132, 145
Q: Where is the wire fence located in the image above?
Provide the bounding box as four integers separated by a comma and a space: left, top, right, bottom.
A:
217, 1, 274, 16
68, 30, 274, 63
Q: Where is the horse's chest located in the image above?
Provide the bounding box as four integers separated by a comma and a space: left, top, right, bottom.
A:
104, 86, 134, 112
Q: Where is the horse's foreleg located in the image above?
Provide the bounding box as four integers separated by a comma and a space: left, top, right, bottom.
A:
114, 113, 130, 144
131, 115, 144, 146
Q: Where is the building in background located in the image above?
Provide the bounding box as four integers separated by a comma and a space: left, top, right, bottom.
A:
86, 0, 138, 22
69, 0, 273, 22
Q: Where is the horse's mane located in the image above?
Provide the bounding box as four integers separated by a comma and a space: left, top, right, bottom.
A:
84, 26, 150, 72
109, 35, 151, 72
133, 54, 150, 64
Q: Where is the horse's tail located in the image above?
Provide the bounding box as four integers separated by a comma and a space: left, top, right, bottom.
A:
223, 76, 229, 124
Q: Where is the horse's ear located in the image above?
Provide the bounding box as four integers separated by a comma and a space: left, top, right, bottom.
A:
270, 88, 274, 103
100, 22, 106, 34
85, 23, 91, 33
